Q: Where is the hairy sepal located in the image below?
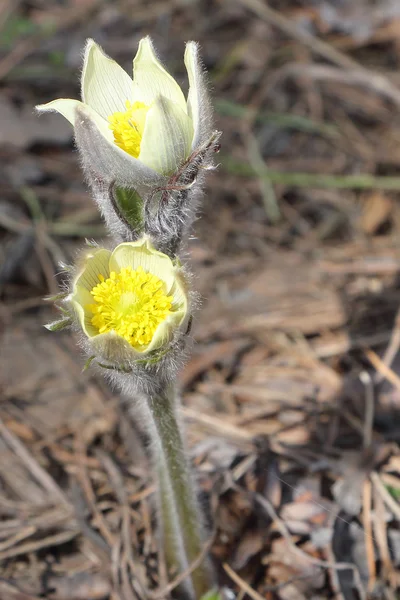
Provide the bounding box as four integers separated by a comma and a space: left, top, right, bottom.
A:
75, 104, 220, 251
144, 130, 221, 256
44, 316, 72, 332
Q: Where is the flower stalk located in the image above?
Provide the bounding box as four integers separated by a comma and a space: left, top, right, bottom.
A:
148, 383, 214, 598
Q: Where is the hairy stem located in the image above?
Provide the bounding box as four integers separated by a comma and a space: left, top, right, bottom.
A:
157, 455, 194, 598
148, 383, 214, 598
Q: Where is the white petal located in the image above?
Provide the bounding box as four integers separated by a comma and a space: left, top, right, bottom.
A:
75, 106, 166, 188
109, 239, 176, 291
184, 42, 212, 150
139, 95, 193, 175
132, 37, 186, 112
36, 98, 84, 125
81, 39, 133, 119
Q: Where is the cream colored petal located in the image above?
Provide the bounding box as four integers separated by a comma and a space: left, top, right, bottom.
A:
132, 37, 186, 112
145, 306, 186, 353
109, 239, 176, 290
71, 296, 98, 338
81, 39, 133, 119
72, 286, 93, 309
145, 274, 188, 352
168, 308, 187, 329
169, 276, 188, 313
36, 98, 114, 145
139, 95, 193, 175
145, 319, 175, 352
71, 249, 111, 338
73, 248, 111, 293
72, 288, 99, 337
36, 98, 85, 126
184, 41, 212, 149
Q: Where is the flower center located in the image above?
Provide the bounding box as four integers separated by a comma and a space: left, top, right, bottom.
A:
108, 100, 149, 158
88, 266, 173, 348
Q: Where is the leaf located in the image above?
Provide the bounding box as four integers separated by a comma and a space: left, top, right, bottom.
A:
112, 185, 144, 232
44, 316, 72, 332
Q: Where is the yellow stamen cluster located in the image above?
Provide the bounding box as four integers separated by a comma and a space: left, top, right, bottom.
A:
88, 266, 172, 348
108, 100, 149, 157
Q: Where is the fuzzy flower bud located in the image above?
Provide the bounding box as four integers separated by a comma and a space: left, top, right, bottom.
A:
65, 237, 189, 369
36, 38, 219, 251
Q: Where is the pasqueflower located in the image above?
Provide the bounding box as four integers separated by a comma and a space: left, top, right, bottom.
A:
36, 37, 208, 179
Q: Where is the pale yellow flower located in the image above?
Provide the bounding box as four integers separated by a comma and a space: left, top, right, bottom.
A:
71, 238, 188, 358
36, 37, 206, 177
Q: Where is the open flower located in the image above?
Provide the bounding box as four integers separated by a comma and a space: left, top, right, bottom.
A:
36, 37, 210, 180
71, 238, 188, 360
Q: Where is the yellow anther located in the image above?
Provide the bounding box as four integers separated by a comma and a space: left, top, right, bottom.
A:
108, 101, 149, 157
88, 266, 172, 348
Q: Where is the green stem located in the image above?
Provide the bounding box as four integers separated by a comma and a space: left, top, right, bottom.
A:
148, 384, 214, 598
157, 461, 194, 597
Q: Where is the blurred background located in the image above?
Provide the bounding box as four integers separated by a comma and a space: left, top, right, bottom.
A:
1, 1, 400, 598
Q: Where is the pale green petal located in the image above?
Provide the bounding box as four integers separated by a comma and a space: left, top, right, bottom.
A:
169, 308, 187, 330
168, 307, 187, 330
146, 307, 186, 352
72, 286, 98, 337
71, 248, 111, 338
109, 239, 176, 290
145, 270, 188, 352
82, 39, 133, 119
132, 37, 186, 112
169, 276, 188, 313
36, 99, 114, 143
184, 41, 212, 150
139, 96, 193, 175
71, 296, 98, 338
72, 286, 93, 310
73, 249, 111, 293
146, 319, 175, 352
36, 98, 85, 126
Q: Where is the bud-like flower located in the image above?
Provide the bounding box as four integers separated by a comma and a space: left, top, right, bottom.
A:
69, 237, 189, 365
36, 37, 212, 184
